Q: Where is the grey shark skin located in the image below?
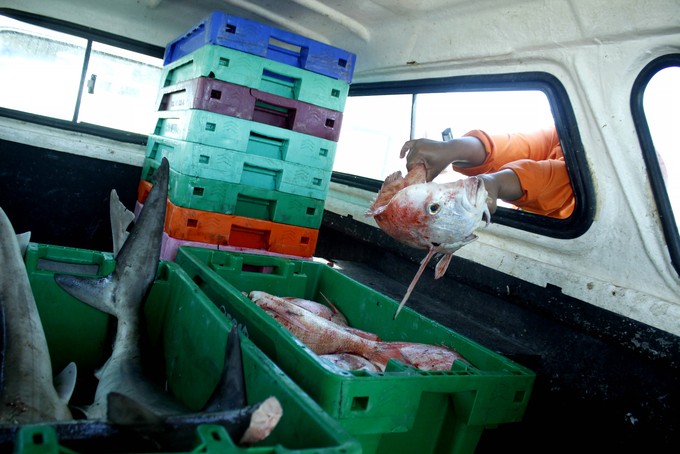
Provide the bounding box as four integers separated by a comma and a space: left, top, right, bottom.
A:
54, 157, 175, 420
0, 208, 75, 424
52, 157, 280, 446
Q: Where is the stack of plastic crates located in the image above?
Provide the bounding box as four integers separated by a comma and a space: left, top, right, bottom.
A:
137, 11, 356, 260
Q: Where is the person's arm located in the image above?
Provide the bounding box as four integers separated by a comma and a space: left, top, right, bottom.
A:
478, 169, 523, 214
399, 137, 487, 182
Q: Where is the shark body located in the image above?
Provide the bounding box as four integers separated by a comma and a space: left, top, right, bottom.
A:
0, 208, 76, 424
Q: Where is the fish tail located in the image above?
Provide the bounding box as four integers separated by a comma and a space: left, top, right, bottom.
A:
361, 341, 408, 371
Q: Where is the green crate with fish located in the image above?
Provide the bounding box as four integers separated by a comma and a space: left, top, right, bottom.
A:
175, 246, 536, 454
3, 251, 361, 454
0, 159, 360, 453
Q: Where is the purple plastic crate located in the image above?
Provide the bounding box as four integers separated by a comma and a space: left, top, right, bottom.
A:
164, 11, 356, 83
158, 77, 344, 141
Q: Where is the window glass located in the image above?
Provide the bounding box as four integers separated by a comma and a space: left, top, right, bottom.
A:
0, 16, 86, 120
0, 14, 163, 135
412, 91, 554, 183
335, 89, 559, 216
78, 42, 162, 134
335, 94, 412, 179
643, 66, 680, 218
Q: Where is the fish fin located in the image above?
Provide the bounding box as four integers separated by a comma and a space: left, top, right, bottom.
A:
106, 392, 165, 427
434, 253, 453, 279
54, 274, 117, 316
404, 163, 428, 184
342, 326, 381, 341
383, 170, 405, 186
238, 396, 283, 444
364, 343, 408, 371
53, 362, 77, 406
366, 170, 406, 215
365, 204, 388, 217
393, 247, 438, 319
16, 231, 31, 257
318, 292, 339, 313
110, 189, 135, 258
203, 325, 247, 412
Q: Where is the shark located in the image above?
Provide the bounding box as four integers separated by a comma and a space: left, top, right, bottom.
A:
0, 207, 76, 424
54, 156, 177, 419
53, 157, 281, 445
0, 325, 282, 451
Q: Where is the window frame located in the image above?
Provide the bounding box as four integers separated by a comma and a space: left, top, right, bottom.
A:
334, 72, 595, 239
0, 8, 165, 144
631, 53, 680, 275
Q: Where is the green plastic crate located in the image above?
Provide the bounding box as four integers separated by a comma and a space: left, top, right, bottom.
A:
8, 244, 361, 453
24, 242, 116, 402
141, 166, 325, 229
175, 247, 536, 454
161, 45, 349, 112
144, 135, 331, 200
153, 110, 337, 171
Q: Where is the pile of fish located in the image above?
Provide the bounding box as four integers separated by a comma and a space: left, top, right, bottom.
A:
366, 163, 491, 318
0, 157, 282, 451
248, 290, 469, 372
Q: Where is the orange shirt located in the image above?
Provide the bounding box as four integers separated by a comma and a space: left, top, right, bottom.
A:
454, 128, 574, 219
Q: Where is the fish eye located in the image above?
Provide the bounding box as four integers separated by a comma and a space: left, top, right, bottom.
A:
428, 202, 441, 214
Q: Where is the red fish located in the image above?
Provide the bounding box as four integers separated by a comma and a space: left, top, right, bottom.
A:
282, 295, 381, 341
249, 291, 467, 371
319, 353, 382, 372
366, 164, 491, 318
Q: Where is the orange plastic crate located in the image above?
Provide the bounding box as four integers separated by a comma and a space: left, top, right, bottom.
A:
137, 182, 317, 258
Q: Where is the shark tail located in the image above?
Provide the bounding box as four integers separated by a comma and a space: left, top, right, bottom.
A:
203, 325, 247, 412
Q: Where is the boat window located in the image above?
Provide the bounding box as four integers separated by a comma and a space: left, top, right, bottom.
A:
336, 75, 594, 239
0, 11, 163, 141
632, 55, 680, 274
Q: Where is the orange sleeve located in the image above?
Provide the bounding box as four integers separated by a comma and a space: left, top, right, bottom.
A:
453, 128, 574, 218
501, 159, 575, 218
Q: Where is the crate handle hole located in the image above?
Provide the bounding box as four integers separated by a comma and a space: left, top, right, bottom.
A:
350, 396, 369, 411
514, 390, 527, 403
32, 432, 45, 445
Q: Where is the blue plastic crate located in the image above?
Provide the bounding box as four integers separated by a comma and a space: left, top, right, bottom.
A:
164, 11, 356, 83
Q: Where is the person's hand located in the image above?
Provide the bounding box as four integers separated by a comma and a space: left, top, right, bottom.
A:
478, 170, 523, 214
400, 136, 488, 182
399, 139, 455, 182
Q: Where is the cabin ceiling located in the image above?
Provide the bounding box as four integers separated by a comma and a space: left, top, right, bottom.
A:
4, 0, 680, 82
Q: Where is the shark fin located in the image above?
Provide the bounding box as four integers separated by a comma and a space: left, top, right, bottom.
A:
110, 189, 134, 258
54, 274, 117, 316
203, 325, 247, 412
16, 231, 31, 257
53, 362, 77, 406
